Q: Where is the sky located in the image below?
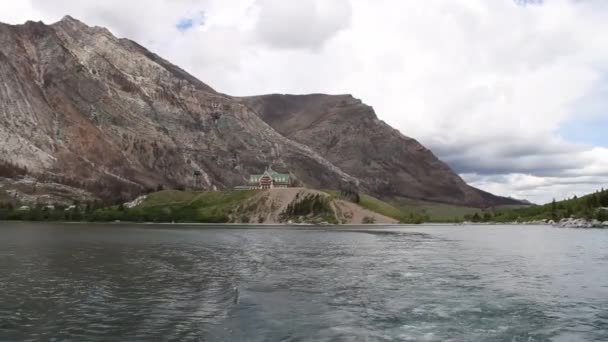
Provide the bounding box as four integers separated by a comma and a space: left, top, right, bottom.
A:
1, 0, 607, 204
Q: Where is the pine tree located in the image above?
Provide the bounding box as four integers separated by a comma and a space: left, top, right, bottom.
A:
472, 213, 481, 222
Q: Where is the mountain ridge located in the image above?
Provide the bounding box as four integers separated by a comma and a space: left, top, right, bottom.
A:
0, 16, 520, 207
240, 93, 515, 206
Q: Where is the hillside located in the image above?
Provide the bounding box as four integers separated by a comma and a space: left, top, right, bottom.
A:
0, 188, 399, 224
110, 188, 398, 224
492, 189, 608, 223
0, 16, 519, 208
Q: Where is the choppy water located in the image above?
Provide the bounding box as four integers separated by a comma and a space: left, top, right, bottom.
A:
1, 223, 607, 341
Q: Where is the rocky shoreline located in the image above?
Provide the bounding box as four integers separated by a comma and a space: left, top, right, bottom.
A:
555, 218, 608, 228
460, 218, 608, 228
517, 218, 608, 228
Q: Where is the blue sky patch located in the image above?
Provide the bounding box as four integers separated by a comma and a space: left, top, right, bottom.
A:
514, 0, 543, 6
560, 72, 608, 147
558, 117, 608, 147
175, 11, 206, 32
176, 18, 194, 31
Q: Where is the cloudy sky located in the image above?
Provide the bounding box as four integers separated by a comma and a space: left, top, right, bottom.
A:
2, 0, 607, 204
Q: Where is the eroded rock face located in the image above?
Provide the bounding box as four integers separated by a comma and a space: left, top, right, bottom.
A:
241, 94, 519, 207
0, 17, 355, 200
0, 16, 517, 206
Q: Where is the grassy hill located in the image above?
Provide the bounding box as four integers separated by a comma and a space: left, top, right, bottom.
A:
91, 189, 402, 224
386, 197, 527, 222
322, 190, 512, 223
90, 190, 261, 223
0, 190, 261, 223
321, 190, 420, 223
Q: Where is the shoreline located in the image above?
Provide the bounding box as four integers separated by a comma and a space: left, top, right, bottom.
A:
3, 220, 607, 230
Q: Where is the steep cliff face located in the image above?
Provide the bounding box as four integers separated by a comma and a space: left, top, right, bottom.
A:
0, 17, 355, 200
0, 17, 516, 207
241, 94, 516, 206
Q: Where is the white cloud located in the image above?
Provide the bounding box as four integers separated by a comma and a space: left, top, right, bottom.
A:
0, 1, 42, 23
1, 0, 607, 204
253, 0, 352, 50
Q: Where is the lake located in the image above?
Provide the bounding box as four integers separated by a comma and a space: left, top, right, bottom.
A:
0, 223, 607, 341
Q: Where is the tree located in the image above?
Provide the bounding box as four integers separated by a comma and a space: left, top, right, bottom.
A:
483, 212, 493, 222
585, 194, 600, 209
0, 159, 28, 178
596, 209, 608, 222
339, 185, 360, 203
600, 190, 608, 207
472, 213, 481, 223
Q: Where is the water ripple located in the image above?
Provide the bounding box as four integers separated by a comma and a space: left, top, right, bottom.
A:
0, 224, 607, 341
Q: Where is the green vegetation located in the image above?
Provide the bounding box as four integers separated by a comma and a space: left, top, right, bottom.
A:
91, 190, 260, 223
358, 194, 426, 223
279, 193, 337, 224
0, 190, 260, 223
390, 197, 489, 222
492, 189, 608, 223
326, 190, 531, 223
8, 186, 605, 225
324, 190, 426, 223
328, 188, 608, 224
139, 190, 199, 207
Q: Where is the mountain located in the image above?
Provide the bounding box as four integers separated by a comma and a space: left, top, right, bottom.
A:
0, 16, 519, 207
0, 16, 355, 201
241, 94, 516, 206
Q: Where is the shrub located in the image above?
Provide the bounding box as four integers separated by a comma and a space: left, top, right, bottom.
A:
362, 216, 376, 224
280, 194, 335, 222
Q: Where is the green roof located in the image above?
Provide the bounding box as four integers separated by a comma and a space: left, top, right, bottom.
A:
249, 168, 291, 184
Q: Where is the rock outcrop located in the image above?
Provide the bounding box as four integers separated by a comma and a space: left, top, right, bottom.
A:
0, 16, 519, 207
555, 218, 608, 229
0, 176, 95, 206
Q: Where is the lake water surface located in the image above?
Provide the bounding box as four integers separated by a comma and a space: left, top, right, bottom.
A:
1, 223, 607, 341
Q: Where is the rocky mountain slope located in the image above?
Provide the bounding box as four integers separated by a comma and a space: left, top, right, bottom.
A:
0, 16, 518, 207
241, 94, 515, 206
0, 16, 355, 201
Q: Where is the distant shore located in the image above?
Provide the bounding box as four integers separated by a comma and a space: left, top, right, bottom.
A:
3, 220, 607, 229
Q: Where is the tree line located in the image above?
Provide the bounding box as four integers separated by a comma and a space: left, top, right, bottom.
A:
471, 188, 608, 223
